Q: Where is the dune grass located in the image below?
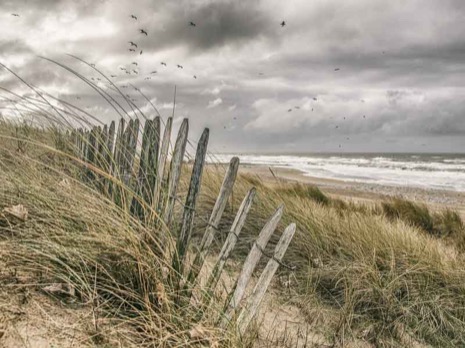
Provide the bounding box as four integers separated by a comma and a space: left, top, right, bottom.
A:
0, 128, 244, 347
193, 173, 465, 347
4, 113, 465, 347
3, 60, 465, 347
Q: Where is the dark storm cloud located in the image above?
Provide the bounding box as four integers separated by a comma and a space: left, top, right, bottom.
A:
145, 1, 275, 51
1, 0, 465, 152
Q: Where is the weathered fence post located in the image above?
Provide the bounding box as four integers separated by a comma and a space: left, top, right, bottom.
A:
103, 120, 115, 176
206, 188, 256, 291
187, 157, 240, 285
221, 205, 284, 326
173, 128, 209, 282
152, 117, 172, 215
108, 118, 125, 198
86, 127, 97, 177
237, 223, 296, 333
122, 118, 139, 187
131, 117, 160, 218
146, 116, 161, 205
162, 118, 189, 225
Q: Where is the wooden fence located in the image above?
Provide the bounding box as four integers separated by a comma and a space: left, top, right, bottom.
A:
70, 116, 296, 335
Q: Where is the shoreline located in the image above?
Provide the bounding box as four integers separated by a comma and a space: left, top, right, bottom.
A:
233, 164, 465, 216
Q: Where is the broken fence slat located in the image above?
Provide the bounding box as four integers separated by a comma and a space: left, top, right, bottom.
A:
221, 204, 284, 327
237, 223, 296, 334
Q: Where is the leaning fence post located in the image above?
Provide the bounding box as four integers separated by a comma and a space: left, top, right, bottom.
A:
162, 118, 189, 225
221, 204, 284, 327
197, 188, 257, 316
187, 157, 240, 285
173, 128, 209, 280
206, 188, 256, 292
237, 223, 296, 334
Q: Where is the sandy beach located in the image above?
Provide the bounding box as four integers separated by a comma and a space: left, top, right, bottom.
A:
238, 164, 465, 216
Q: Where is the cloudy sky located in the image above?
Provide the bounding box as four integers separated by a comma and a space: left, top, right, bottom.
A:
1, 0, 465, 153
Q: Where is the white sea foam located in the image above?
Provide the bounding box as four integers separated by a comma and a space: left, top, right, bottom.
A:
209, 153, 465, 192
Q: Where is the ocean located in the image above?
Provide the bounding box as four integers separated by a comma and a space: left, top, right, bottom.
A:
209, 153, 465, 192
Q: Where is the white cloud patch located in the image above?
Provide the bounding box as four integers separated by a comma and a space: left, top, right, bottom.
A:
207, 97, 223, 109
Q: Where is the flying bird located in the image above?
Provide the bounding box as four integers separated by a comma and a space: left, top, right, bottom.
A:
189, 21, 196, 27
334, 68, 340, 71
294, 106, 300, 109
129, 48, 135, 52
258, 72, 264, 76
140, 50, 143, 55
287, 108, 292, 112
11, 13, 20, 17
313, 97, 317, 101
161, 62, 167, 66
132, 70, 138, 74
150, 70, 157, 74
145, 77, 151, 80
90, 64, 95, 67
281, 21, 286, 27
131, 62, 138, 65
139, 29, 148, 35
131, 15, 137, 20
120, 67, 126, 70
193, 75, 197, 79
177, 64, 183, 69
111, 75, 117, 77
128, 41, 137, 47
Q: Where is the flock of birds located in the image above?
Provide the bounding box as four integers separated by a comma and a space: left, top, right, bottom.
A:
9, 12, 370, 150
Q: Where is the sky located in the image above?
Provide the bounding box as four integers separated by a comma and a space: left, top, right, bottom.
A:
1, 0, 465, 153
